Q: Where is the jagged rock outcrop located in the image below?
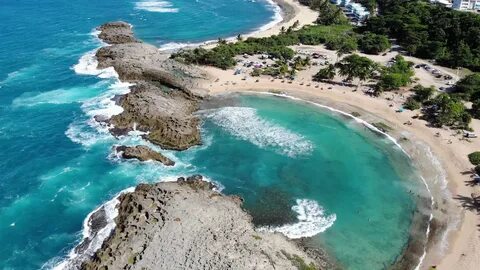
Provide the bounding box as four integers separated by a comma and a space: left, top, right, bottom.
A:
81, 177, 322, 270
97, 21, 140, 44
115, 145, 175, 166
95, 21, 210, 150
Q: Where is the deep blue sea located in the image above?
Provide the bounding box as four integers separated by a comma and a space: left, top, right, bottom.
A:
0, 1, 425, 269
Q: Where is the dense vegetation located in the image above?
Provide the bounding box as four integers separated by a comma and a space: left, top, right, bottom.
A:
171, 0, 391, 69
171, 23, 357, 69
375, 55, 414, 93
358, 32, 391, 55
403, 85, 434, 110
451, 73, 480, 120
423, 94, 471, 129
365, 0, 480, 71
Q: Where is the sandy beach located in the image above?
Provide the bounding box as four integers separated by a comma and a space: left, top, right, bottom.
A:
99, 1, 480, 268
195, 0, 318, 51
247, 0, 318, 39
199, 62, 480, 268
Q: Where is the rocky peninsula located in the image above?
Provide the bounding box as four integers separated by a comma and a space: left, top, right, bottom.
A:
81, 176, 327, 270
96, 21, 210, 150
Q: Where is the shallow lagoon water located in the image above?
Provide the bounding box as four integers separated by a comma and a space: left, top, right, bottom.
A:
183, 94, 422, 269
0, 1, 426, 269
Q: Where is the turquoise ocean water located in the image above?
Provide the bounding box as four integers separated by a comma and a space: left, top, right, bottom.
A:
0, 1, 425, 269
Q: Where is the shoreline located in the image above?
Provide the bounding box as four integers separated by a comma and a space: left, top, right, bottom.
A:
207, 90, 437, 269
160, 0, 318, 51
202, 77, 479, 268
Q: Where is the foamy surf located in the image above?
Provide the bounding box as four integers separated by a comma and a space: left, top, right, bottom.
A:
158, 0, 284, 52
258, 199, 336, 239
202, 106, 313, 157
134, 1, 179, 13
259, 0, 283, 32
67, 31, 133, 147
50, 187, 135, 270
72, 50, 118, 79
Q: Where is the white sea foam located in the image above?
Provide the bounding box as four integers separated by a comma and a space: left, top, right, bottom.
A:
135, 1, 179, 13
202, 106, 313, 157
257, 92, 408, 154
258, 0, 283, 32
66, 38, 134, 147
51, 187, 135, 270
11, 83, 106, 107
158, 0, 283, 51
72, 50, 118, 79
0, 65, 39, 85
64, 80, 131, 147
258, 199, 336, 239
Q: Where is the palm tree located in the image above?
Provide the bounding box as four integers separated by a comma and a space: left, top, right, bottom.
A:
313, 64, 336, 82
292, 20, 300, 29
278, 61, 289, 75
304, 56, 311, 67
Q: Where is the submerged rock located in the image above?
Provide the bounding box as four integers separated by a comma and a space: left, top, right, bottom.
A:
81, 178, 324, 270
95, 21, 210, 150
116, 145, 175, 166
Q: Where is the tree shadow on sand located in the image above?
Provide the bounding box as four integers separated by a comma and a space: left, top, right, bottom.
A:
454, 194, 480, 234
454, 194, 480, 212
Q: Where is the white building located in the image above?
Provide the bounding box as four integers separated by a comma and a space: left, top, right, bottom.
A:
345, 3, 370, 21
430, 0, 453, 7
452, 0, 480, 10
330, 0, 370, 22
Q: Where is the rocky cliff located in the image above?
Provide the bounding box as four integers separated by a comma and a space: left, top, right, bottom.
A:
81, 176, 322, 270
96, 21, 210, 150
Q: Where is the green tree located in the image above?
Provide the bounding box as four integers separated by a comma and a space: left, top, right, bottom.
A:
468, 152, 480, 165
313, 64, 336, 81
412, 85, 435, 103
376, 55, 414, 92
358, 32, 391, 55
426, 94, 470, 128
336, 54, 378, 89
403, 97, 421, 110
455, 73, 480, 101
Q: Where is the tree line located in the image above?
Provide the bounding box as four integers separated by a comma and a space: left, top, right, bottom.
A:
364, 0, 480, 71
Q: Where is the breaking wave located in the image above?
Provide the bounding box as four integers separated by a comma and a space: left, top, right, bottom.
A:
258, 199, 336, 239
50, 187, 135, 270
202, 107, 313, 157
134, 1, 179, 13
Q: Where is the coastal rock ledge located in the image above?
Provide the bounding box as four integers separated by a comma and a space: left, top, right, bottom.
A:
115, 145, 175, 166
96, 21, 211, 150
81, 177, 326, 270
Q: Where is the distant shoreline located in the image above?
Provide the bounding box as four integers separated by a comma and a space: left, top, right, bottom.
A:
159, 0, 318, 52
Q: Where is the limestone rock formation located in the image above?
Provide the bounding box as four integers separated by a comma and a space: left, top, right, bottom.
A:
116, 145, 175, 166
95, 21, 210, 150
82, 177, 322, 270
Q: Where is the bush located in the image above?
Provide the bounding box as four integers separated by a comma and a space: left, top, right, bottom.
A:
403, 97, 421, 110
412, 85, 435, 103
468, 152, 480, 165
